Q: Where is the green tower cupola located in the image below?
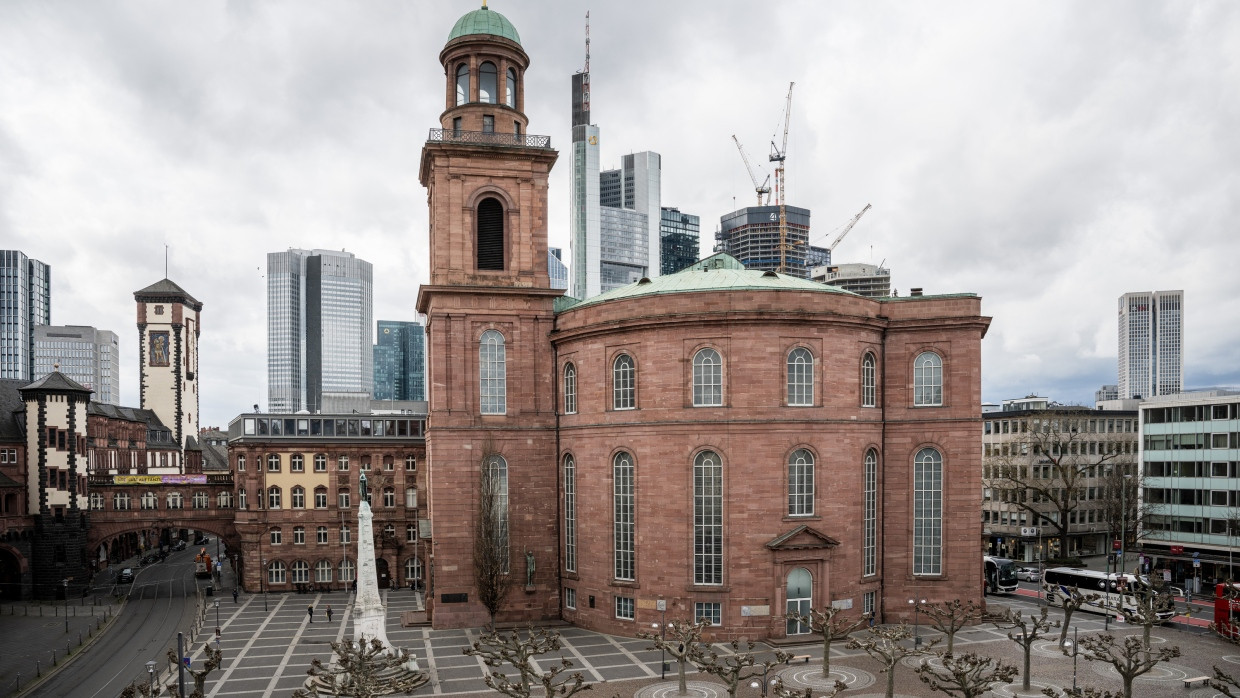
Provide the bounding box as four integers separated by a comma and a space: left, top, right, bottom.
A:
447, 3, 521, 45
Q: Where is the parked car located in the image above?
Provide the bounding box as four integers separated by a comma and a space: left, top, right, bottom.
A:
1017, 567, 1042, 582
118, 568, 134, 583
173, 540, 187, 551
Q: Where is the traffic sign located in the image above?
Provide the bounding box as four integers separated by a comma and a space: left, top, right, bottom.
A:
1020, 527, 1039, 537
1113, 540, 1121, 550
1170, 545, 1184, 554
1194, 560, 1201, 568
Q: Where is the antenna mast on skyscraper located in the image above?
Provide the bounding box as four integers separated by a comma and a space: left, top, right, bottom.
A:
582, 12, 590, 116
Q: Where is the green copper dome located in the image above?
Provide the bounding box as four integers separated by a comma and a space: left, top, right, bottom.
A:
447, 5, 521, 45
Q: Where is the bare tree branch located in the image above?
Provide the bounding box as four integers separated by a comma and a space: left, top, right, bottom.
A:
785, 605, 870, 677
915, 652, 1018, 698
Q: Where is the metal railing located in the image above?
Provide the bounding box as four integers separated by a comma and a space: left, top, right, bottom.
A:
427, 128, 551, 149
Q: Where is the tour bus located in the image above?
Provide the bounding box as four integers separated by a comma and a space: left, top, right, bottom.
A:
984, 556, 1020, 594
1042, 567, 1176, 620
1213, 582, 1240, 641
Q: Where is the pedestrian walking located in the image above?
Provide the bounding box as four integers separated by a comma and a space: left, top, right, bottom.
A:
232, 587, 239, 603
307, 604, 314, 623
326, 605, 333, 622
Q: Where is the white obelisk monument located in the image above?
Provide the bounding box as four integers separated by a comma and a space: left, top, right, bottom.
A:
353, 473, 393, 650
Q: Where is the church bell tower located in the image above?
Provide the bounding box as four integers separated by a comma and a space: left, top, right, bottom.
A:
415, 4, 561, 629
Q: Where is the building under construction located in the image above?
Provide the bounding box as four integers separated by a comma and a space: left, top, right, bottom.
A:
715, 205, 827, 279
810, 262, 892, 298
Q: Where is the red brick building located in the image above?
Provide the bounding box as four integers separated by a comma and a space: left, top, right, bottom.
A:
416, 7, 991, 639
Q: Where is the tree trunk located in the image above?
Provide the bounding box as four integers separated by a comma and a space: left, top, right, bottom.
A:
821, 635, 832, 677
885, 666, 896, 698
677, 658, 687, 695
1022, 647, 1032, 690
1143, 624, 1151, 649
945, 631, 954, 655
1123, 674, 1134, 698
1059, 609, 1073, 647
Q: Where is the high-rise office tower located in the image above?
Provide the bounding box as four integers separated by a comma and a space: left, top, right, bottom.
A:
0, 250, 51, 381
716, 205, 819, 278
267, 249, 373, 413
33, 325, 120, 404
548, 247, 569, 290
373, 320, 426, 402
569, 52, 601, 299
1118, 290, 1183, 399
660, 207, 700, 275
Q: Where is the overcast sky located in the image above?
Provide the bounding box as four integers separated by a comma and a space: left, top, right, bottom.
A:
2, 1, 1238, 427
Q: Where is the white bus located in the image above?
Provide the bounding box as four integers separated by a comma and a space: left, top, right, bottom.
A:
984, 556, 1019, 594
1042, 567, 1176, 620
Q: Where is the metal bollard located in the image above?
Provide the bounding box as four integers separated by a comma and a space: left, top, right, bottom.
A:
52, 650, 56, 666
36, 660, 40, 677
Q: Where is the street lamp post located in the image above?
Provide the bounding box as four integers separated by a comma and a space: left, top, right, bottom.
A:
146, 660, 156, 694
214, 598, 220, 634
261, 557, 268, 612
909, 599, 925, 647
1062, 626, 1079, 695
62, 579, 68, 633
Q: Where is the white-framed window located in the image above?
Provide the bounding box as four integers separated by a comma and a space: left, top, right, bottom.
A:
337, 455, 349, 471
914, 352, 943, 406
291, 486, 305, 509
383, 488, 396, 508
694, 450, 723, 585
268, 486, 282, 509
788, 449, 814, 516
613, 451, 635, 581
270, 528, 283, 545
338, 489, 350, 508
167, 492, 183, 509
564, 454, 577, 573
315, 560, 333, 583
615, 596, 634, 620
314, 487, 327, 509
290, 560, 310, 584
862, 352, 877, 407
563, 363, 577, 414
692, 348, 722, 406
864, 449, 877, 576
291, 454, 304, 472
913, 447, 943, 575
405, 487, 417, 508
406, 557, 422, 583
314, 454, 327, 472
293, 526, 305, 545
340, 526, 351, 544
238, 488, 247, 509
694, 602, 722, 626
267, 454, 281, 472
480, 330, 507, 414
89, 492, 104, 510
193, 491, 209, 509
268, 560, 286, 584
565, 587, 577, 610
405, 455, 417, 471
114, 492, 131, 510
236, 454, 245, 472
863, 590, 876, 617
316, 526, 328, 544
613, 354, 635, 410
339, 559, 355, 583
383, 456, 394, 471
407, 524, 417, 543
787, 347, 813, 406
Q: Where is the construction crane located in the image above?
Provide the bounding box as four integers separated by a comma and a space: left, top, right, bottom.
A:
769, 82, 794, 272
828, 203, 872, 252
732, 135, 770, 206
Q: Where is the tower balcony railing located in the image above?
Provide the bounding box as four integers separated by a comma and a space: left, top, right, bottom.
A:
427, 128, 551, 150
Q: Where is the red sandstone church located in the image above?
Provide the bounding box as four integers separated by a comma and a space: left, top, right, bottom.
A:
416, 5, 991, 639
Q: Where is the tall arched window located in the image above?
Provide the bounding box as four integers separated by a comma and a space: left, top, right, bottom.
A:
914, 448, 943, 575
483, 454, 509, 572
479, 61, 497, 103
786, 568, 812, 634
506, 67, 517, 108
268, 560, 287, 584
563, 454, 577, 572
291, 560, 310, 584
291, 486, 305, 509
563, 363, 577, 414
787, 347, 813, 406
315, 560, 333, 583
476, 197, 505, 270
862, 352, 877, 407
479, 330, 506, 414
863, 449, 877, 576
613, 452, 635, 581
787, 449, 814, 516
694, 450, 723, 585
613, 354, 635, 410
455, 63, 469, 105
267, 486, 282, 509
914, 352, 943, 406
692, 348, 722, 406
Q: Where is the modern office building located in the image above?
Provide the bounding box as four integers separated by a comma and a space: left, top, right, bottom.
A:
569, 60, 601, 300
1095, 384, 1119, 405
548, 247, 568, 290
1138, 389, 1240, 588
0, 250, 51, 381
373, 320, 426, 402
33, 325, 120, 405
598, 206, 649, 290
267, 249, 373, 413
716, 205, 820, 278
660, 207, 700, 275
811, 262, 892, 298
1118, 290, 1183, 400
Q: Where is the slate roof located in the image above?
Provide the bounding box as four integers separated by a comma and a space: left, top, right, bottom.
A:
0, 379, 26, 441
134, 278, 202, 310
21, 371, 92, 394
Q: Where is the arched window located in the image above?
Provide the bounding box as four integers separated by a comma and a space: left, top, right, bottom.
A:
166, 491, 182, 509
314, 486, 327, 509
613, 452, 634, 581
914, 352, 943, 406
613, 354, 635, 410
89, 492, 103, 510
483, 454, 509, 572
268, 560, 287, 584
563, 454, 576, 572
267, 485, 282, 509
914, 448, 943, 575
479, 329, 506, 414
476, 197, 505, 271
236, 454, 245, 472
694, 450, 723, 585
692, 348, 722, 406
785, 568, 812, 634
787, 348, 813, 406
787, 449, 814, 516
506, 67, 517, 108
193, 491, 209, 509
314, 453, 327, 472
863, 449, 877, 576
479, 61, 497, 103
314, 560, 333, 583
455, 63, 469, 105
563, 363, 577, 414
862, 352, 877, 408
291, 454, 304, 472
291, 486, 305, 509
114, 492, 131, 510
141, 491, 157, 510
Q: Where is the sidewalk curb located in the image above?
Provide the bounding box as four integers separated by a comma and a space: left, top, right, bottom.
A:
10, 597, 127, 698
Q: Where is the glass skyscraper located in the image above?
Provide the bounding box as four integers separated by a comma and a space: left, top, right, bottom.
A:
659, 207, 700, 275
1118, 290, 1183, 399
0, 250, 50, 381
268, 249, 373, 413
34, 325, 120, 404
373, 320, 426, 402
